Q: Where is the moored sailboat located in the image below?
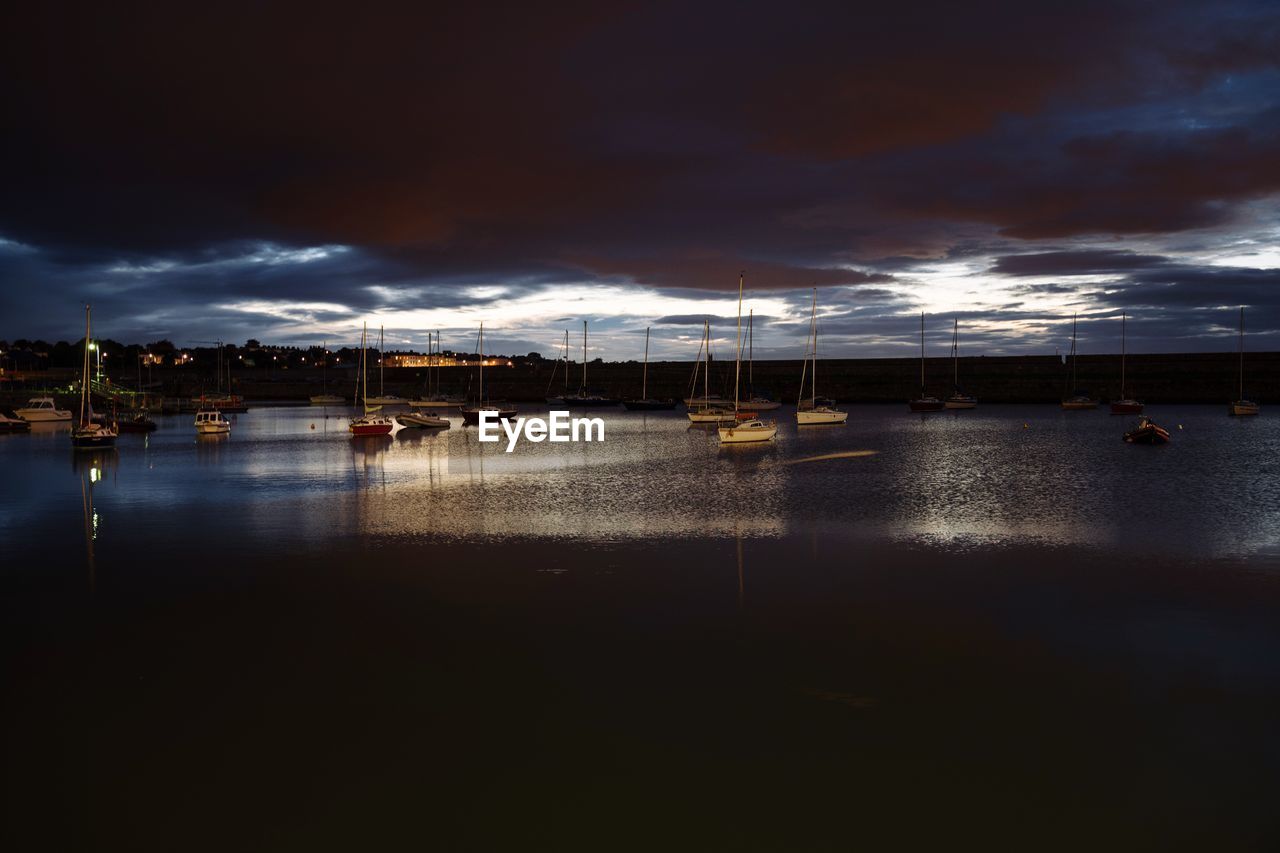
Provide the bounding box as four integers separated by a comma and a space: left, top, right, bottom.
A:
562, 321, 621, 406
1061, 313, 1099, 410
1110, 312, 1143, 414
350, 323, 398, 436
687, 320, 737, 424
624, 327, 677, 410
1229, 307, 1260, 416
796, 289, 847, 425
70, 305, 118, 450
944, 318, 977, 409
908, 313, 944, 412
364, 325, 408, 406
718, 274, 777, 443
310, 339, 345, 404
744, 310, 781, 411
460, 322, 517, 425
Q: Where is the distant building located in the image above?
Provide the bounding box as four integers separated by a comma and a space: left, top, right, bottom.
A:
384, 353, 509, 368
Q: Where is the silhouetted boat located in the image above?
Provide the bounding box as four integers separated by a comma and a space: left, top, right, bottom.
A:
460, 322, 517, 425
563, 321, 621, 406
1124, 416, 1170, 444
70, 306, 118, 450
908, 313, 944, 412
624, 327, 677, 410
116, 412, 157, 432
1229, 307, 1260, 416
1110, 312, 1143, 415
687, 320, 736, 423
944, 317, 977, 409
744, 310, 781, 411
0, 408, 32, 432
1061, 314, 1098, 410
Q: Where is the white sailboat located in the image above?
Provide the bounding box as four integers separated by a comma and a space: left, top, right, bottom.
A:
796, 289, 847, 425
310, 339, 344, 404
1109, 312, 1143, 414
908, 313, 944, 412
687, 320, 736, 424
718, 274, 777, 443
70, 305, 118, 449
944, 318, 977, 409
1229, 306, 1260, 416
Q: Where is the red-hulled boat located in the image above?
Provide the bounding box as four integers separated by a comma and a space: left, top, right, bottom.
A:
349, 323, 396, 437
1123, 416, 1170, 444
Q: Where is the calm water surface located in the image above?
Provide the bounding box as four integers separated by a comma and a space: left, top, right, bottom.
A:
4, 405, 1279, 850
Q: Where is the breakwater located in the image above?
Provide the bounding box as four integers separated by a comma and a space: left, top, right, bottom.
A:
2, 352, 1275, 406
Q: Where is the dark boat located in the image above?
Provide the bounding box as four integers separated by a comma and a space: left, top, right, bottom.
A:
459, 322, 517, 425
623, 327, 677, 410
116, 412, 157, 432
623, 398, 677, 410
1110, 311, 1144, 415
907, 313, 944, 412
0, 408, 32, 432
1123, 416, 1171, 444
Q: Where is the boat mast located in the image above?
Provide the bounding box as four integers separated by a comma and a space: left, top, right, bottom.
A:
732, 273, 744, 416
322, 339, 327, 394
748, 309, 754, 399
379, 325, 385, 397
1120, 312, 1127, 399
1239, 306, 1245, 401
563, 330, 569, 395
479, 323, 485, 404
706, 322, 716, 409
919, 312, 926, 396
360, 323, 368, 413
80, 305, 91, 426
798, 289, 814, 408
1071, 314, 1078, 389
581, 321, 588, 393
642, 327, 650, 399
811, 290, 818, 409
952, 318, 959, 390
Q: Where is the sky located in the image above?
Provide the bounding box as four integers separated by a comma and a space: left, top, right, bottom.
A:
2, 0, 1279, 360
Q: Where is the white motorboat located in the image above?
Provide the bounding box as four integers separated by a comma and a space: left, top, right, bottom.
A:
195, 410, 231, 435
796, 289, 848, 426
717, 274, 776, 444
16, 396, 71, 422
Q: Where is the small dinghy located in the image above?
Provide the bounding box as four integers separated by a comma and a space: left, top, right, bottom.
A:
1123, 416, 1170, 445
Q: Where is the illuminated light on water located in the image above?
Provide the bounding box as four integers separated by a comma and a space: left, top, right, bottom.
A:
781, 450, 878, 465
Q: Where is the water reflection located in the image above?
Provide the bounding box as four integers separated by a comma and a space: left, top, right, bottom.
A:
1, 404, 1276, 559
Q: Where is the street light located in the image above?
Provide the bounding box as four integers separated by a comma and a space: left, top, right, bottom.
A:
88, 341, 100, 383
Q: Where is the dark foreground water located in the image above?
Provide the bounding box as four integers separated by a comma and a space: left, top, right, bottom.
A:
4, 405, 1280, 849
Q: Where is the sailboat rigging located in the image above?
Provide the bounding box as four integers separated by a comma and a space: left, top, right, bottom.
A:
70, 305, 118, 449
796, 289, 848, 425
1229, 306, 1260, 416
908, 313, 944, 412
944, 318, 977, 409
1061, 313, 1099, 409
563, 321, 620, 406
1110, 312, 1143, 414
718, 274, 778, 443
349, 323, 397, 435
624, 327, 677, 410
460, 323, 517, 425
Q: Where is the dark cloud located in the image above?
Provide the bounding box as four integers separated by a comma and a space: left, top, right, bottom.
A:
1, 1, 1278, 351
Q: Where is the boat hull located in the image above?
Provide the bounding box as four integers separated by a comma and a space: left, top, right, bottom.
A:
364, 397, 408, 407
797, 409, 848, 425
909, 399, 945, 412
718, 420, 777, 443
1061, 399, 1099, 410
397, 414, 450, 429
117, 417, 157, 432
1124, 424, 1171, 444
196, 423, 230, 434
408, 399, 460, 408
349, 422, 394, 436
16, 409, 71, 422
1110, 400, 1144, 415
71, 428, 118, 449
622, 399, 677, 410
1229, 400, 1260, 416
687, 409, 736, 424
459, 407, 517, 425
746, 399, 782, 411
309, 395, 345, 405
561, 397, 621, 407
944, 396, 977, 409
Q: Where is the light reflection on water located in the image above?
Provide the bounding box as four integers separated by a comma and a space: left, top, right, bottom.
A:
2, 404, 1278, 561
